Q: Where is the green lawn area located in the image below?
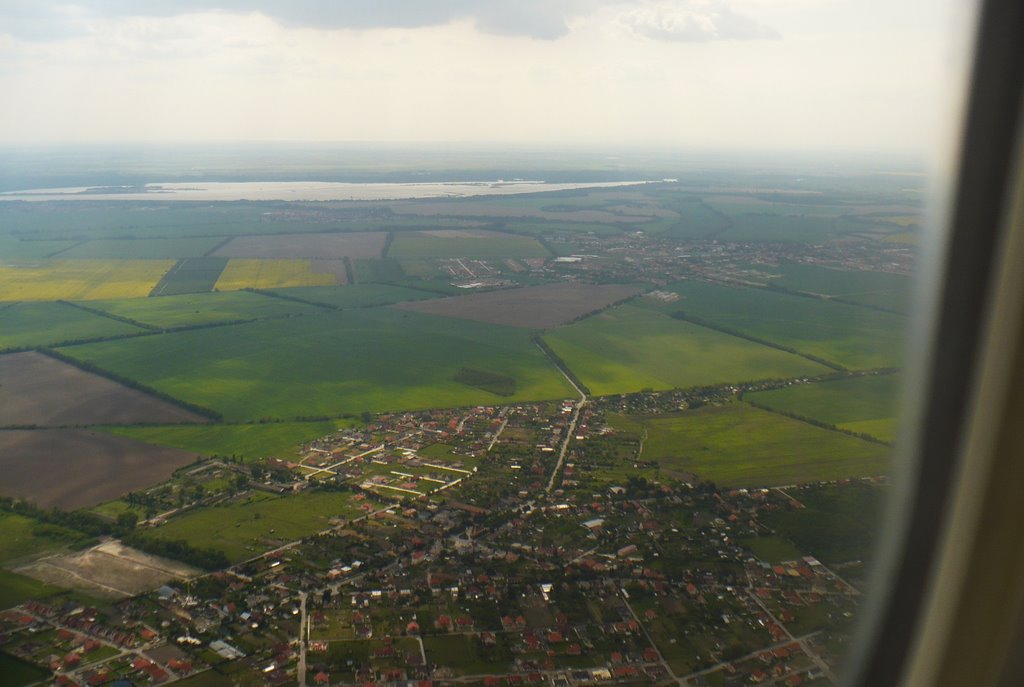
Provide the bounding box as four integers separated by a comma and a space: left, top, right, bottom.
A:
268, 283, 437, 308
645, 280, 907, 369
746, 374, 901, 442
103, 419, 354, 462
58, 237, 227, 259
0, 569, 65, 610
609, 403, 890, 487
738, 536, 805, 564
388, 230, 550, 259
0, 301, 142, 349
761, 262, 912, 312
0, 513, 90, 566
83, 289, 319, 328
422, 634, 513, 676
143, 490, 363, 562
59, 308, 575, 421
543, 305, 828, 395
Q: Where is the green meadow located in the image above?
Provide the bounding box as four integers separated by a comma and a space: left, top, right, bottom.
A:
104, 419, 355, 462
647, 280, 906, 369
59, 308, 575, 421
0, 513, 90, 566
746, 374, 901, 442
761, 262, 912, 312
57, 237, 226, 259
84, 290, 318, 328
610, 404, 890, 487
543, 305, 828, 395
0, 569, 65, 610
0, 301, 142, 349
142, 490, 363, 562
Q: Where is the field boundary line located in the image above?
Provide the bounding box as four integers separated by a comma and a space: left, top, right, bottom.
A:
743, 399, 893, 447
57, 299, 160, 331
202, 236, 235, 257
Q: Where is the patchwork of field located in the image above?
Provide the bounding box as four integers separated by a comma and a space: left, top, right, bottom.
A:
267, 284, 436, 309
0, 351, 209, 426
14, 540, 199, 600
212, 231, 387, 259
648, 280, 906, 369
141, 490, 363, 562
150, 257, 228, 296
213, 259, 337, 290
393, 282, 641, 328
543, 305, 828, 395
758, 262, 912, 312
746, 374, 901, 442
392, 198, 657, 224
610, 404, 890, 487
0, 259, 173, 301
58, 308, 575, 421
104, 419, 354, 462
0, 301, 142, 350
387, 230, 551, 259
56, 237, 226, 259
85, 290, 319, 328
0, 429, 201, 510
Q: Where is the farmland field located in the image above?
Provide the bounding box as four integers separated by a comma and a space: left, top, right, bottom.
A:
0, 429, 201, 510
387, 229, 550, 259
609, 404, 890, 487
142, 490, 363, 562
543, 305, 828, 395
85, 290, 318, 328
0, 569, 64, 609
0, 237, 78, 259
214, 259, 337, 290
646, 280, 906, 370
0, 259, 173, 301
57, 237, 226, 259
759, 262, 911, 312
0, 351, 209, 426
393, 282, 642, 328
746, 374, 901, 442
211, 231, 387, 259
104, 419, 355, 462
149, 257, 228, 296
0, 301, 142, 350
267, 283, 436, 309
58, 308, 575, 421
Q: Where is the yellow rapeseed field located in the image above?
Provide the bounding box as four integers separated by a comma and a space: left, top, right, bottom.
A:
214, 259, 336, 291
0, 260, 174, 301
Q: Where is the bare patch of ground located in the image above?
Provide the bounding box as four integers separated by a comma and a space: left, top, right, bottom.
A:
0, 351, 209, 426
15, 540, 199, 600
393, 283, 642, 329
212, 232, 387, 259
0, 429, 201, 510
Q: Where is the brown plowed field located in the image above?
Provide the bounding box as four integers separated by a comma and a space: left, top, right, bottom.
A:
392, 282, 642, 329
0, 351, 209, 426
0, 429, 200, 510
211, 231, 387, 259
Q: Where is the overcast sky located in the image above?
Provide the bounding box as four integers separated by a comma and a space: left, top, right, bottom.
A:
0, 0, 967, 156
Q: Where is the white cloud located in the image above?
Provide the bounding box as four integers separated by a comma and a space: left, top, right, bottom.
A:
618, 1, 779, 42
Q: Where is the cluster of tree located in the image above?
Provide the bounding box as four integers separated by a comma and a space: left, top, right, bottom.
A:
122, 532, 230, 570
745, 400, 892, 446
38, 348, 223, 420
0, 496, 115, 537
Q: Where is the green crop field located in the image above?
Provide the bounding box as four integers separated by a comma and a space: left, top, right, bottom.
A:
760, 262, 912, 312
59, 308, 575, 421
104, 419, 355, 462
388, 230, 550, 259
84, 290, 317, 328
0, 301, 142, 349
746, 374, 901, 442
150, 257, 228, 296
609, 404, 890, 487
0, 259, 173, 301
646, 280, 906, 370
56, 237, 226, 259
0, 513, 90, 566
0, 653, 50, 687
0, 237, 78, 259
0, 569, 64, 610
143, 490, 363, 562
543, 305, 828, 395
267, 284, 437, 309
